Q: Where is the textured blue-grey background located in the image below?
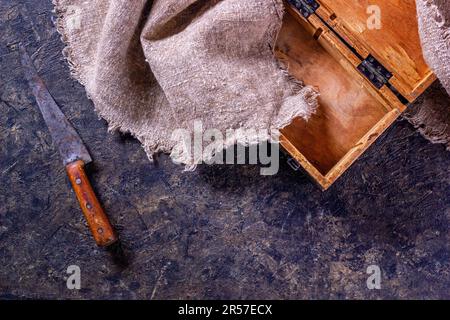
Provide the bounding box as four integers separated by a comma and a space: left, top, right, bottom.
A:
0, 0, 449, 299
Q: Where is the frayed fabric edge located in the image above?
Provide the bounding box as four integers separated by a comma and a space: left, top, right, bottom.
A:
52, 0, 86, 88
52, 0, 174, 162
415, 0, 450, 96
169, 86, 319, 170
169, 125, 277, 172
170, 0, 319, 170
403, 105, 450, 151
405, 117, 450, 151
52, 0, 319, 169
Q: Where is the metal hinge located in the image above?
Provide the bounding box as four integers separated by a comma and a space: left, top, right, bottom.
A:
357, 55, 393, 89
288, 0, 320, 19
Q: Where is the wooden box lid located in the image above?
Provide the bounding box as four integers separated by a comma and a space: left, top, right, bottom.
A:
289, 0, 436, 102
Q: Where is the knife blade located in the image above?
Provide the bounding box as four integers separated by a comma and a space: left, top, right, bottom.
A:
20, 45, 118, 247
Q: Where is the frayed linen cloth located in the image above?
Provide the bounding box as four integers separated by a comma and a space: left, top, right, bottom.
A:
53, 0, 318, 166
408, 0, 450, 150
53, 0, 450, 164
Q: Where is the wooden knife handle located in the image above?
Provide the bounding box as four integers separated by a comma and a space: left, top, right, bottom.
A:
66, 160, 118, 247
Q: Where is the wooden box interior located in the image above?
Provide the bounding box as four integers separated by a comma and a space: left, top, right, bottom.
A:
275, 1, 435, 190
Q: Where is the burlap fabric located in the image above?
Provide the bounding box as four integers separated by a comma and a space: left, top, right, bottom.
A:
53, 0, 450, 163
407, 0, 450, 150
53, 0, 318, 166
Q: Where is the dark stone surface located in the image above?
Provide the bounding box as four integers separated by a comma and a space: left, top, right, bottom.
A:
0, 0, 449, 300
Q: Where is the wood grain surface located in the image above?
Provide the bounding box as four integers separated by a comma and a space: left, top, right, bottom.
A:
66, 160, 117, 247
316, 0, 435, 101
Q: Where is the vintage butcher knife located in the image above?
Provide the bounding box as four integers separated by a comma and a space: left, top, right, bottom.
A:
20, 46, 118, 247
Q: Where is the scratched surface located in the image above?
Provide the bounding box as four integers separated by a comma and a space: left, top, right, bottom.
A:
0, 0, 449, 300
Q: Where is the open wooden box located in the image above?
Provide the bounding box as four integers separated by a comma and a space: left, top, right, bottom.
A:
276, 0, 436, 190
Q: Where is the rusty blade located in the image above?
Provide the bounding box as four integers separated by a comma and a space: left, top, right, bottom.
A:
20, 46, 92, 165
